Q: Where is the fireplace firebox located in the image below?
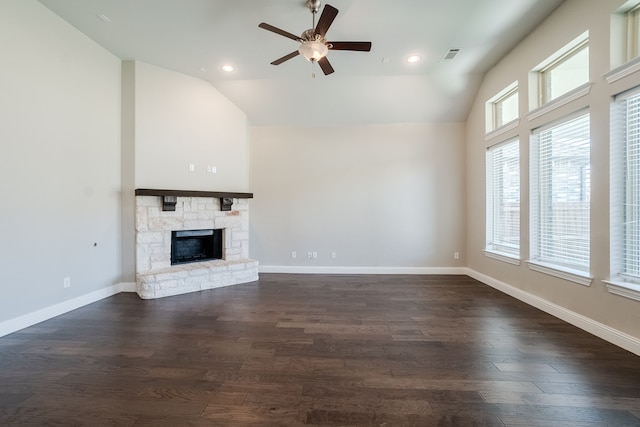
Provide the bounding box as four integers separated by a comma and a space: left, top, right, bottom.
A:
171, 229, 223, 265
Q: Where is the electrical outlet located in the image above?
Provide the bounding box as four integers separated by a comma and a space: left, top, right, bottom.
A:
312, 251, 318, 259
188, 163, 195, 172
307, 252, 313, 259
63, 277, 71, 288
291, 251, 297, 259
331, 251, 336, 259
454, 252, 460, 260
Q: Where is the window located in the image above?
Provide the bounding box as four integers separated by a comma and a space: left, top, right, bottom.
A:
486, 82, 518, 133
486, 139, 520, 257
495, 89, 519, 128
626, 4, 640, 61
609, 2, 640, 73
539, 40, 589, 105
612, 88, 640, 282
531, 113, 591, 273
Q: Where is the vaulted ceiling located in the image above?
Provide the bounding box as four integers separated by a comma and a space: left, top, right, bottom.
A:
38, 0, 565, 126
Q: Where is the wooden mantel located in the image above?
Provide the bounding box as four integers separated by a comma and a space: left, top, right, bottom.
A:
135, 188, 253, 199
135, 189, 253, 211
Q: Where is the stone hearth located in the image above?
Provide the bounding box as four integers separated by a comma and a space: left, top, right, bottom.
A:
135, 192, 258, 299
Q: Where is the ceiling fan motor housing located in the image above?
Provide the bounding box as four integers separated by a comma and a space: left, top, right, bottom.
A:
306, 0, 321, 14
301, 29, 321, 42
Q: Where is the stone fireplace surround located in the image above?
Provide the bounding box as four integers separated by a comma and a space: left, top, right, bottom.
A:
135, 189, 258, 299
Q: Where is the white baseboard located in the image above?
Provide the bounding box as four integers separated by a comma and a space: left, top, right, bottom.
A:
465, 268, 640, 356
0, 282, 137, 338
258, 265, 467, 275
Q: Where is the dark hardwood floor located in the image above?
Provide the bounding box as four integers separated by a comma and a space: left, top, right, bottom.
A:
1, 274, 640, 426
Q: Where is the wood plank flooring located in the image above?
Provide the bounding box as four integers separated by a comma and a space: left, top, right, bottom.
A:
1, 274, 640, 426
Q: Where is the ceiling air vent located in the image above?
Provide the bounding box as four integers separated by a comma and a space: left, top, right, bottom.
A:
443, 48, 460, 60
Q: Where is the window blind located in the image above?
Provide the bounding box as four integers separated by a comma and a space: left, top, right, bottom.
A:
486, 139, 520, 255
531, 113, 590, 270
616, 91, 640, 278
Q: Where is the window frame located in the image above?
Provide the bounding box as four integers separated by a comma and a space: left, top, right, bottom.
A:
492, 87, 519, 130
605, 86, 640, 301
529, 111, 592, 283
485, 82, 519, 134
538, 39, 589, 106
611, 86, 640, 286
486, 138, 521, 261
625, 3, 640, 61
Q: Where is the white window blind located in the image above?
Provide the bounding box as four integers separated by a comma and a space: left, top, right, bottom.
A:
486, 140, 520, 255
531, 113, 590, 271
612, 90, 640, 280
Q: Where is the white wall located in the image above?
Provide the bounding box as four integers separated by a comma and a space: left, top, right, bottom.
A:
0, 1, 122, 322
117, 61, 251, 281
250, 123, 466, 271
466, 0, 640, 342
132, 61, 249, 192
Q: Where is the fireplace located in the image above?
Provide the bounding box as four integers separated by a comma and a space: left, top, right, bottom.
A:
171, 229, 223, 265
135, 190, 258, 299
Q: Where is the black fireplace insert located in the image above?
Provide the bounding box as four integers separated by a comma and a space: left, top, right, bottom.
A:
171, 229, 223, 265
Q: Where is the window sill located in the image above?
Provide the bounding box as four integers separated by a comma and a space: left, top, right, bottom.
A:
484, 250, 521, 265
485, 119, 519, 142
527, 260, 592, 286
603, 280, 640, 302
527, 82, 592, 122
605, 56, 640, 84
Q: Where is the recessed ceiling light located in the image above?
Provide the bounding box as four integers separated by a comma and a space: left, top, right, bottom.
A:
220, 65, 235, 72
406, 55, 421, 63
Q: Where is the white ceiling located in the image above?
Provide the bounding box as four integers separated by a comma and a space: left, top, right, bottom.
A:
38, 0, 564, 126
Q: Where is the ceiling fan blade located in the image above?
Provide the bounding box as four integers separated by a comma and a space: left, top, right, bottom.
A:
317, 56, 335, 75
271, 51, 300, 65
258, 23, 302, 42
314, 4, 338, 38
328, 41, 372, 52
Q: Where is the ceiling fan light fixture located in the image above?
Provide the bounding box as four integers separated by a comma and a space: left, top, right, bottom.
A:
298, 40, 328, 62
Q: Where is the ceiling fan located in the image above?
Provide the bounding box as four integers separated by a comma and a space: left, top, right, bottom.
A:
258, 0, 372, 76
